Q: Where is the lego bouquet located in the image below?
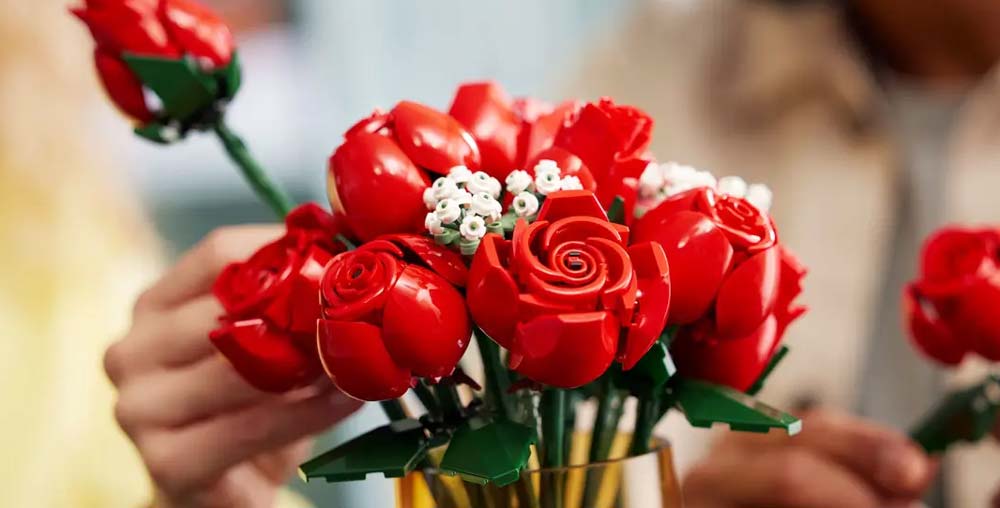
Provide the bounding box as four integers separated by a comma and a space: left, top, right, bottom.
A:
75, 1, 808, 506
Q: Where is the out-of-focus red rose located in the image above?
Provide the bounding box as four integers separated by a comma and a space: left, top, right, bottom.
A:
670, 247, 807, 391
327, 103, 481, 242
72, 0, 235, 123
317, 234, 471, 401
210, 204, 350, 392
466, 190, 671, 388
448, 81, 579, 180
524, 98, 654, 220
904, 227, 1000, 365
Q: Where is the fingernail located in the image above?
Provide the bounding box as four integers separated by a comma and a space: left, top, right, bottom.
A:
876, 442, 928, 490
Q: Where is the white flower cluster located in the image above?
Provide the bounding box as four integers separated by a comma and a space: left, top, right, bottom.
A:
424, 166, 504, 247
504, 159, 583, 219
636, 161, 773, 215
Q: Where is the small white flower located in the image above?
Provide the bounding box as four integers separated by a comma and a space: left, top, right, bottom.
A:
423, 187, 438, 210
470, 192, 503, 222
534, 171, 563, 195
452, 189, 473, 208
505, 169, 534, 195
448, 165, 473, 185
661, 162, 716, 197
466, 171, 502, 198
560, 175, 584, 191
432, 177, 460, 201
638, 161, 665, 198
512, 192, 540, 217
435, 198, 462, 224
533, 159, 561, 178
744, 183, 773, 213
717, 176, 748, 198
459, 215, 487, 241
424, 212, 444, 235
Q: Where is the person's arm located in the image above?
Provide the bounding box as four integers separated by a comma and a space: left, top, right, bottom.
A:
682, 409, 936, 508
105, 225, 361, 508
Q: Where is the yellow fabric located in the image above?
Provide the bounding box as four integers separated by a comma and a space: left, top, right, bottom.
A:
0, 2, 310, 506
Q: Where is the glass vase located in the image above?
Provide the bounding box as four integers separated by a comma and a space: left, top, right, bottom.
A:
395, 434, 681, 508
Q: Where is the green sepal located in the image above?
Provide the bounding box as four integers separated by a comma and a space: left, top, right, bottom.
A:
122, 53, 218, 121
606, 195, 626, 224
745, 345, 790, 396
459, 238, 481, 256
440, 417, 536, 486
298, 419, 430, 482
910, 374, 1000, 454
500, 212, 519, 234
672, 378, 802, 435
486, 221, 504, 235
434, 229, 460, 246
133, 121, 178, 144
214, 51, 242, 99
613, 339, 676, 397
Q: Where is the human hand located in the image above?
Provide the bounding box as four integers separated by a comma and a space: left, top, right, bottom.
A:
683, 409, 936, 508
105, 226, 362, 508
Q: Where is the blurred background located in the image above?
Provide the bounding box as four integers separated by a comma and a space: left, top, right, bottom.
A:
5, 0, 1000, 506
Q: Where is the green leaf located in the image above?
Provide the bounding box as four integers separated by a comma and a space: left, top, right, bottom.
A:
910, 374, 1000, 454
672, 378, 801, 435
122, 53, 218, 120
440, 417, 536, 486
745, 345, 789, 396
298, 419, 430, 482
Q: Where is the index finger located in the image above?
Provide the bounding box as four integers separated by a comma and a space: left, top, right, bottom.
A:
139, 225, 283, 311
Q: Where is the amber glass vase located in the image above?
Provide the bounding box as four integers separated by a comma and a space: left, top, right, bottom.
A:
395, 434, 681, 508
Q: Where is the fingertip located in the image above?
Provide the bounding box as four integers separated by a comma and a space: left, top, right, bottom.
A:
875, 441, 934, 495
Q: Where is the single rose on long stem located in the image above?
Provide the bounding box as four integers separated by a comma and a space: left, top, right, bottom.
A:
72, 0, 294, 217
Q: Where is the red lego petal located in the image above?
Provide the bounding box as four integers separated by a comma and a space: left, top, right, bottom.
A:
380, 233, 469, 287
620, 242, 672, 370
382, 265, 471, 378
715, 245, 781, 339
93, 49, 153, 123
512, 311, 618, 388
210, 319, 319, 393
903, 285, 967, 365
160, 0, 235, 66
466, 234, 520, 349
317, 319, 411, 401
390, 100, 480, 174
448, 82, 519, 179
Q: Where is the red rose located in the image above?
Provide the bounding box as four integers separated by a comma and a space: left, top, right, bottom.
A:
525, 98, 654, 220
466, 191, 671, 388
209, 204, 349, 392
72, 0, 235, 123
317, 234, 471, 401
904, 227, 1000, 365
670, 247, 807, 390
327, 102, 480, 242
448, 81, 578, 180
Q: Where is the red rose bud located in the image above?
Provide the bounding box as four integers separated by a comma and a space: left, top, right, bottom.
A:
328, 103, 481, 242
466, 191, 671, 388
317, 234, 471, 401
72, 0, 237, 127
531, 97, 654, 218
209, 204, 350, 392
448, 81, 578, 180
670, 247, 807, 390
904, 227, 1000, 364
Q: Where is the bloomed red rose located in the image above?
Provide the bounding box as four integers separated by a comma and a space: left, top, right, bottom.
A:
904, 226, 1000, 365
466, 190, 671, 388
317, 234, 471, 401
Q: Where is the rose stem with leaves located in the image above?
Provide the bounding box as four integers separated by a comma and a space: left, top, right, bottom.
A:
582, 375, 626, 506
539, 389, 566, 508
213, 118, 294, 218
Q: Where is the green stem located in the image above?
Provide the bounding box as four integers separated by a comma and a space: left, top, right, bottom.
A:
433, 383, 464, 422
583, 377, 626, 507
474, 327, 511, 418
412, 380, 441, 418
379, 400, 407, 422
213, 119, 294, 218
540, 389, 566, 508
629, 395, 661, 457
